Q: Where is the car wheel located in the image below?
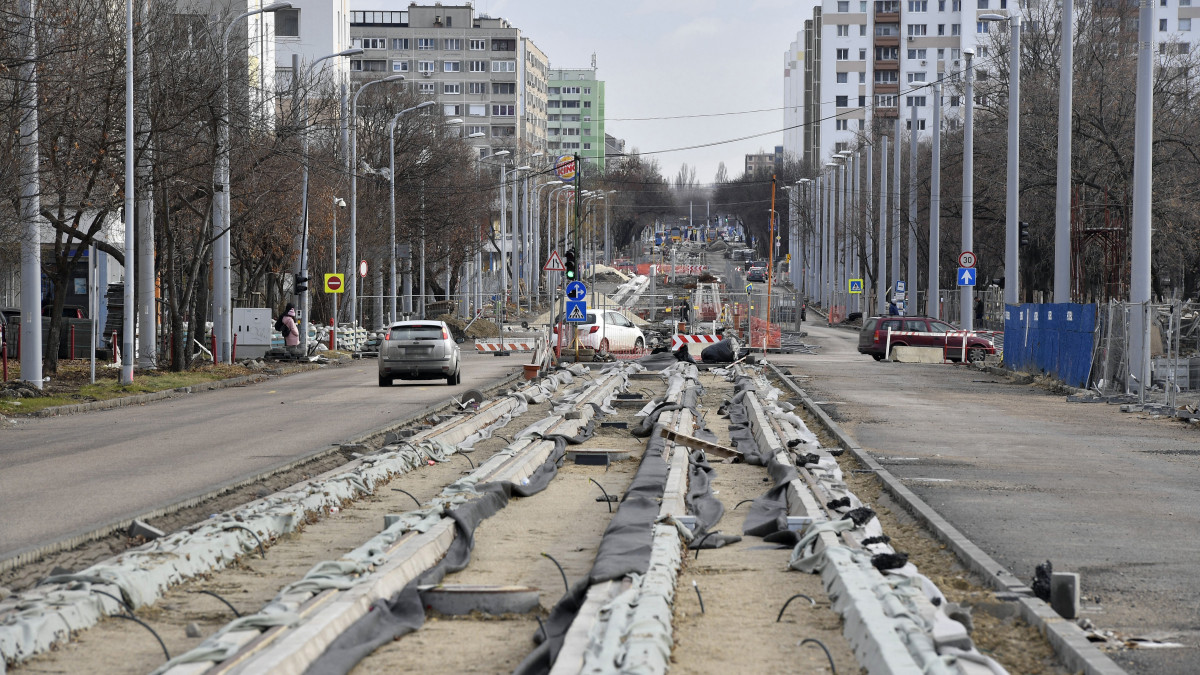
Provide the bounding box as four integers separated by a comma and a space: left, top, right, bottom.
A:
968, 346, 987, 363
872, 354, 884, 361
378, 374, 392, 387
635, 337, 644, 352
598, 338, 610, 355
447, 370, 460, 386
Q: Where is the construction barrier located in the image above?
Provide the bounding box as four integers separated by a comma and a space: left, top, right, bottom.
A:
748, 316, 782, 349
475, 340, 539, 352
670, 334, 722, 351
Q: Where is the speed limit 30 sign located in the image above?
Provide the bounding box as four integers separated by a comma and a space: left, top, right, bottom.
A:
958, 251, 977, 268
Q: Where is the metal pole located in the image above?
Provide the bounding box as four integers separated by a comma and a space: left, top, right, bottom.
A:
122, 0, 135, 381
1055, 0, 1074, 302
499, 162, 507, 323
389, 117, 398, 324
878, 135, 888, 315
18, 0, 43, 388
511, 168, 520, 306
1005, 13, 1022, 306
865, 144, 873, 313
1129, 0, 1154, 392
930, 79, 943, 322
332, 203, 338, 342
136, 0, 155, 370
90, 243, 97, 383
961, 53, 974, 329
908, 105, 919, 316
892, 117, 902, 298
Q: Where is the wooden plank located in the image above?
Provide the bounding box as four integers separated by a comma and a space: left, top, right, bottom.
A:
658, 427, 741, 459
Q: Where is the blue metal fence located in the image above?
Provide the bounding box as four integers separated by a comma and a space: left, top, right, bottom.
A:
1003, 303, 1097, 388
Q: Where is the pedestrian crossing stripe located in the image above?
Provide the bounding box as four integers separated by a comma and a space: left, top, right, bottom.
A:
568, 305, 585, 320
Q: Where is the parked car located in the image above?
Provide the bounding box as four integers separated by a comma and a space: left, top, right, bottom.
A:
553, 309, 646, 354
378, 320, 461, 386
858, 315, 995, 362
746, 267, 768, 283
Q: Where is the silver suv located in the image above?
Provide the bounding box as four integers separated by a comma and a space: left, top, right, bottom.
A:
378, 320, 462, 386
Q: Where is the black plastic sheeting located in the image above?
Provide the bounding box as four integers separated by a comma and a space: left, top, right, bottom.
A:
304, 431, 587, 675
686, 449, 741, 550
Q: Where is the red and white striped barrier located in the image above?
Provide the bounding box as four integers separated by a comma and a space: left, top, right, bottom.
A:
475, 341, 538, 352
671, 334, 722, 351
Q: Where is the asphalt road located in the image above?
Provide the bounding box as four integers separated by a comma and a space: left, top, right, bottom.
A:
774, 321, 1199, 675
0, 353, 523, 560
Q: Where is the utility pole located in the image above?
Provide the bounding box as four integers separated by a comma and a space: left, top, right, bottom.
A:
931, 79, 942, 321
18, 0, 43, 388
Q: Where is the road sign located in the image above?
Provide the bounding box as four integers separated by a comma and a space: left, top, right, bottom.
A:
555, 155, 577, 182
324, 273, 345, 294
958, 267, 977, 286
565, 300, 587, 322
896, 280, 907, 293
544, 250, 566, 272
566, 280, 587, 301
359, 260, 368, 278
958, 251, 977, 268
849, 278, 864, 294
745, 283, 753, 294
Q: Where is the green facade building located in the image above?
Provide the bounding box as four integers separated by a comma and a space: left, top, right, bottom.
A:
547, 67, 605, 172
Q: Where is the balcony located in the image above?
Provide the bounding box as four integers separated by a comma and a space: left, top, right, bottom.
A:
875, 107, 899, 118
873, 83, 900, 94
875, 10, 899, 21
874, 35, 900, 47
874, 59, 900, 70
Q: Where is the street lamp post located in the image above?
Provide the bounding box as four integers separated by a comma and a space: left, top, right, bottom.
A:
981, 12, 1022, 306
388, 101, 436, 324
1055, 0, 1074, 302
349, 74, 405, 341
929, 78, 942, 321
214, 2, 291, 365
878, 135, 888, 315
961, 51, 975, 329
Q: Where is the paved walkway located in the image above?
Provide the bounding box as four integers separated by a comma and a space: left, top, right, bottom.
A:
774, 322, 1199, 675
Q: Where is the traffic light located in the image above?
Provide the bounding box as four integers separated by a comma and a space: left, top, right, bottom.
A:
565, 249, 577, 280
295, 274, 309, 293
1019, 221, 1030, 247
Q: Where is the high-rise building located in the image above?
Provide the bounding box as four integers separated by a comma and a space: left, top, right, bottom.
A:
273, 0, 352, 89
546, 67, 605, 171
348, 4, 548, 157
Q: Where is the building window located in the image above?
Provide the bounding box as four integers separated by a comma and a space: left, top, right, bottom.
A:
491, 82, 516, 94
875, 70, 899, 83
908, 71, 927, 82
908, 24, 927, 36
908, 48, 927, 59
561, 100, 580, 108
492, 104, 515, 116
469, 104, 487, 116
444, 104, 460, 115
952, 23, 961, 35
492, 60, 516, 72
583, 87, 592, 94
417, 60, 434, 73
1182, 18, 1193, 30
417, 38, 435, 50
444, 82, 461, 94
353, 37, 387, 49
978, 21, 991, 33
876, 0, 900, 11
418, 82, 435, 94
837, 72, 849, 83
469, 60, 487, 72
392, 60, 409, 72
837, 24, 850, 35
906, 95, 927, 106
836, 119, 849, 130
907, 119, 927, 130
491, 39, 515, 51
276, 9, 299, 37
838, 0, 850, 10
938, 48, 945, 60
468, 82, 487, 94
875, 24, 898, 35
467, 125, 487, 136
1160, 18, 1168, 31
443, 60, 460, 72
836, 95, 849, 106
583, 100, 591, 108
859, 47, 867, 59
583, 143, 592, 150
491, 126, 515, 137
938, 24, 946, 35
978, 0, 988, 6
859, 95, 867, 106
469, 39, 486, 50
349, 59, 386, 72
953, 0, 961, 7
443, 38, 463, 50
978, 46, 989, 57
859, 71, 867, 83
836, 48, 849, 59
908, 0, 928, 10
950, 95, 961, 106
562, 86, 580, 93
391, 38, 409, 50
874, 94, 897, 106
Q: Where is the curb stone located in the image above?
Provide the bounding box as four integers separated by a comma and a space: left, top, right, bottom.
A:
766, 361, 1127, 675
0, 367, 521, 575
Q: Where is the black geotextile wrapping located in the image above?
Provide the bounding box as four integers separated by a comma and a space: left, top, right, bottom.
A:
686, 449, 740, 550
632, 401, 683, 438
699, 338, 736, 363
305, 433, 580, 675
636, 351, 682, 370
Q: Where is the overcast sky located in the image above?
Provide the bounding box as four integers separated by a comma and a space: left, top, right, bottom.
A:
353, 0, 805, 186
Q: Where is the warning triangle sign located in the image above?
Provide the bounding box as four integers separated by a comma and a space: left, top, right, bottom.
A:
567, 304, 586, 321
544, 250, 566, 272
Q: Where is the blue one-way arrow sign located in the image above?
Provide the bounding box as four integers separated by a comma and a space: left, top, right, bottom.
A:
957, 267, 977, 286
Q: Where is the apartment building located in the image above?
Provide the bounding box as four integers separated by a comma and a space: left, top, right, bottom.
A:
273, 0, 352, 85
745, 146, 784, 177
348, 4, 548, 157
547, 67, 606, 171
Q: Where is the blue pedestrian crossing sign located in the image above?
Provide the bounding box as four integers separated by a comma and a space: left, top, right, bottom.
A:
958, 267, 977, 286
848, 278, 864, 294
565, 300, 588, 322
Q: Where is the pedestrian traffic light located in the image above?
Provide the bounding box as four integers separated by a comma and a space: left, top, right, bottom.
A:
295, 274, 309, 293
565, 249, 577, 280
1019, 221, 1030, 247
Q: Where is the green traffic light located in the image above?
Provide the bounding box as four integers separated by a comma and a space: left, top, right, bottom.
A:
566, 270, 575, 279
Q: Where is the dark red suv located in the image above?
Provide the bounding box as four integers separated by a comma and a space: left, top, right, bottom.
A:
858, 316, 995, 362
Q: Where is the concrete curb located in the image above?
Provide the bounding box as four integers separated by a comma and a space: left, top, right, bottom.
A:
766, 361, 1127, 675
0, 368, 523, 576
29, 362, 326, 418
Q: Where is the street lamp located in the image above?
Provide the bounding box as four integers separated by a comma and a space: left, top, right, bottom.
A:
958, 50, 976, 328
349, 74, 405, 339
388, 100, 436, 323
511, 164, 531, 306
212, 1, 292, 366
480, 150, 512, 322
331, 197, 346, 346
980, 12, 1021, 307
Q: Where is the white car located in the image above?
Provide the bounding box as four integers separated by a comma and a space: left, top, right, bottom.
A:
553, 309, 645, 354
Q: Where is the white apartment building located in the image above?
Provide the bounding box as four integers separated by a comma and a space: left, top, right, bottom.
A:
273, 0, 352, 85
787, 0, 1200, 167
348, 4, 548, 157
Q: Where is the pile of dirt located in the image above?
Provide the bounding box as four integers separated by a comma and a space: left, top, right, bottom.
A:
435, 313, 499, 340
0, 381, 48, 398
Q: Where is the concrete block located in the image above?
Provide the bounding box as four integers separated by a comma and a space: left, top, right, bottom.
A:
128, 519, 165, 541
1051, 572, 1081, 619
384, 514, 403, 529
931, 611, 972, 650
890, 346, 944, 363
564, 411, 584, 420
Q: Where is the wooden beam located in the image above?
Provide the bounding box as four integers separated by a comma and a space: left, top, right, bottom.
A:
659, 427, 741, 460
